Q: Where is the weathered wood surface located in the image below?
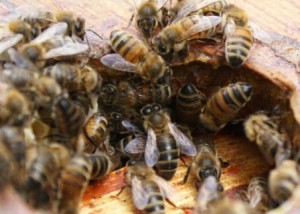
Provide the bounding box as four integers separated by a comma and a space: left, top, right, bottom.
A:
0, 0, 299, 213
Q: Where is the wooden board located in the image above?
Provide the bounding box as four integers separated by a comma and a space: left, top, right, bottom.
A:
0, 0, 299, 213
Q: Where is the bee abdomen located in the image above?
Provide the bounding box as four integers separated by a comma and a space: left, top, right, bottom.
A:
85, 153, 112, 180
144, 181, 165, 214
176, 84, 205, 124
225, 27, 253, 68
156, 134, 179, 180
110, 30, 147, 63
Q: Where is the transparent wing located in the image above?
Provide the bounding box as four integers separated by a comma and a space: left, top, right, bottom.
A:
153, 174, 176, 200
44, 42, 88, 59
181, 15, 221, 41
131, 176, 150, 210
7, 48, 38, 71
173, 0, 222, 23
125, 137, 146, 154
122, 119, 144, 134
145, 127, 159, 167
100, 54, 138, 73
168, 123, 196, 156
30, 22, 67, 44
156, 0, 169, 9
248, 21, 274, 45
0, 34, 23, 54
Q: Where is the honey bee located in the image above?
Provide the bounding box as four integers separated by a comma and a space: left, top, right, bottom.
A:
83, 112, 110, 154
0, 83, 31, 126
57, 155, 92, 214
132, 0, 169, 38
195, 176, 224, 213
1, 20, 38, 42
125, 162, 176, 213
199, 82, 253, 132
54, 11, 85, 40
183, 139, 223, 185
247, 177, 273, 212
269, 160, 300, 204
125, 103, 196, 180
172, 0, 228, 23
52, 94, 85, 151
221, 4, 253, 68
20, 22, 88, 64
100, 30, 169, 83
244, 113, 292, 166
43, 63, 100, 93
176, 83, 206, 125
69, 91, 92, 117
152, 14, 221, 57
85, 153, 114, 180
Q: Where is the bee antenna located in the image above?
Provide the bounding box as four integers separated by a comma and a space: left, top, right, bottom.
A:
86, 29, 103, 39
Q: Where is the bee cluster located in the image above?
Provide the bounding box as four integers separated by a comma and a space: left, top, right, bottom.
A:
0, 0, 298, 214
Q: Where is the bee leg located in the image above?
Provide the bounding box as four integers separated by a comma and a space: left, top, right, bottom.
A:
194, 180, 200, 189
182, 165, 192, 184
173, 41, 188, 62
126, 13, 135, 29
112, 184, 129, 198
165, 198, 178, 208
219, 158, 229, 168
179, 157, 188, 167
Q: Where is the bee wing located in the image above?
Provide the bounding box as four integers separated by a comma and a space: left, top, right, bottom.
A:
156, 0, 169, 9
180, 15, 221, 41
172, 0, 222, 23
30, 22, 67, 44
153, 174, 176, 200
0, 34, 23, 55
125, 136, 146, 154
7, 48, 38, 71
43, 42, 89, 59
100, 54, 138, 73
131, 176, 150, 210
145, 127, 159, 167
122, 119, 144, 134
168, 123, 196, 156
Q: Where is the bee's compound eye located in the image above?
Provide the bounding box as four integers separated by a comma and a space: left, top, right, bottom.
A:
152, 104, 161, 112
158, 44, 167, 54
141, 106, 152, 116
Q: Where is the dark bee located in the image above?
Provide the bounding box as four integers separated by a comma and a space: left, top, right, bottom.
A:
176, 83, 206, 125
199, 82, 253, 132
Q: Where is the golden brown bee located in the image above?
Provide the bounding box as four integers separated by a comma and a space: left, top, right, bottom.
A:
172, 0, 228, 23
20, 22, 88, 64
125, 162, 176, 213
57, 155, 92, 214
55, 11, 85, 40
184, 139, 222, 184
85, 153, 114, 180
101, 30, 169, 83
176, 83, 206, 125
133, 0, 169, 38
152, 14, 221, 57
83, 112, 110, 154
195, 176, 224, 213
269, 160, 300, 204
43, 63, 100, 93
247, 177, 273, 212
52, 94, 85, 151
125, 103, 196, 180
221, 4, 253, 68
244, 113, 292, 166
199, 82, 253, 132
0, 83, 31, 126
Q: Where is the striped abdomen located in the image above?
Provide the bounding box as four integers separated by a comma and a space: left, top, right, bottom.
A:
248, 177, 272, 212
83, 112, 108, 152
85, 153, 112, 180
53, 95, 85, 138
137, 84, 172, 107
69, 91, 90, 116
110, 30, 148, 63
176, 84, 206, 124
155, 133, 179, 180
225, 26, 253, 68
58, 156, 92, 213
143, 180, 165, 214
200, 0, 228, 15
200, 82, 252, 131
